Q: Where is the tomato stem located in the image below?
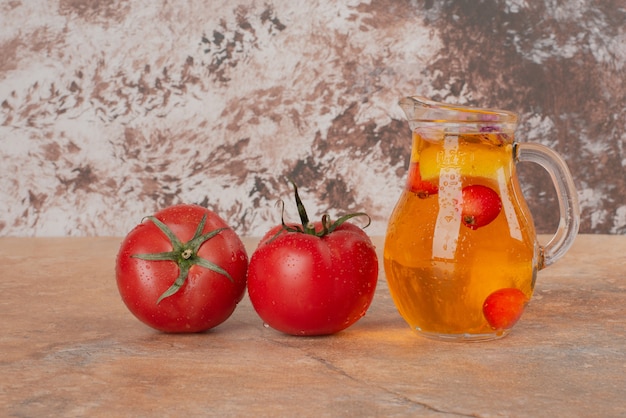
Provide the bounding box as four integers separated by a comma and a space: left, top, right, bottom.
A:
131, 214, 234, 304
279, 179, 371, 238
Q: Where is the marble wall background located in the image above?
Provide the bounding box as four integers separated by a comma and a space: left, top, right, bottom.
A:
1, 0, 625, 237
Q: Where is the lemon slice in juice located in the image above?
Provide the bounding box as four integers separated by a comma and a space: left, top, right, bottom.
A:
418, 142, 511, 182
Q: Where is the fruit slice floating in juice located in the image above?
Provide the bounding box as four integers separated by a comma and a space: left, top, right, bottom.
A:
417, 138, 509, 183
483, 288, 529, 330
460, 185, 502, 230
406, 162, 438, 198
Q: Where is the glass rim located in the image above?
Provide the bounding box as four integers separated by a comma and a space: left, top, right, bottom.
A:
399, 96, 518, 125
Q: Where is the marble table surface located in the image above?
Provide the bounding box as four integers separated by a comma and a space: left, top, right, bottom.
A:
1, 234, 625, 417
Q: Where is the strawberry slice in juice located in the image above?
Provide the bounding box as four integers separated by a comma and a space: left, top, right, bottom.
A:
406, 162, 438, 198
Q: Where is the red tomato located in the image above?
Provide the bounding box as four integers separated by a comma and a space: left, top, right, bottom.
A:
482, 288, 529, 330
461, 184, 502, 229
247, 181, 378, 336
115, 204, 248, 333
248, 221, 378, 336
406, 162, 438, 198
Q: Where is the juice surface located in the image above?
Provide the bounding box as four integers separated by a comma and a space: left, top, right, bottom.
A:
384, 130, 538, 340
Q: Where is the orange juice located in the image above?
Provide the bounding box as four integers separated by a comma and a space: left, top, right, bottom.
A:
384, 130, 539, 340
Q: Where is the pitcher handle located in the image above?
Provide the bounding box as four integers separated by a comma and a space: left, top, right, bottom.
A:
515, 143, 580, 269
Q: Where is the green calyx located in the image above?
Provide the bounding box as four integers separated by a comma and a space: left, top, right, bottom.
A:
277, 179, 371, 238
131, 214, 233, 304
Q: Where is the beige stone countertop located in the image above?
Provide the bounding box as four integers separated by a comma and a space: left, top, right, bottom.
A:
1, 235, 625, 417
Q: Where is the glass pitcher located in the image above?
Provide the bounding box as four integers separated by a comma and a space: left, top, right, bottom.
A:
384, 96, 580, 341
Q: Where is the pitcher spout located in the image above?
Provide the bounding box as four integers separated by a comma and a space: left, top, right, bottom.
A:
398, 96, 518, 132
398, 96, 439, 123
